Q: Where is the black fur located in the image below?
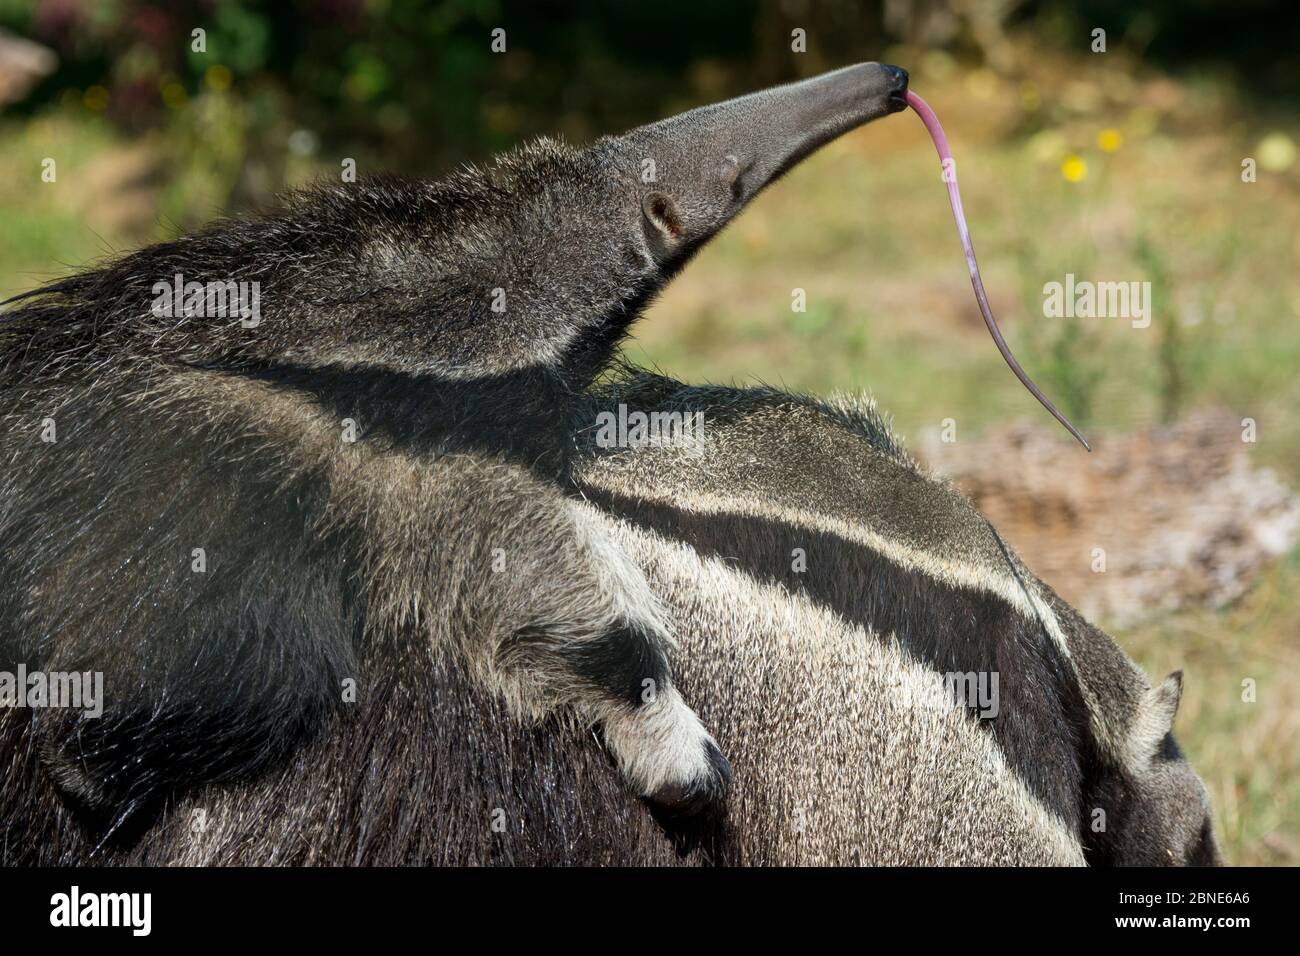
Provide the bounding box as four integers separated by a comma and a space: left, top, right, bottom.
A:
554, 623, 673, 709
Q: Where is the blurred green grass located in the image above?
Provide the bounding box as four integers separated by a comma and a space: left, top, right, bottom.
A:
2, 46, 1297, 865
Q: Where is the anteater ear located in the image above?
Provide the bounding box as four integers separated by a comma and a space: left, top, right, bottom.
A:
1152, 670, 1184, 726
641, 191, 684, 246
1128, 671, 1183, 766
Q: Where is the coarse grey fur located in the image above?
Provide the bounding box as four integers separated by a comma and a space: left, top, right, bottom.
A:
0, 62, 1218, 865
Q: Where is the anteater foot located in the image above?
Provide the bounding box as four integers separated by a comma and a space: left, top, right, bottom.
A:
645, 738, 732, 818
602, 687, 731, 818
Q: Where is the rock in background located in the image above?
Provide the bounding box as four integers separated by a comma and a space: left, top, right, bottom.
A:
0, 29, 54, 107
918, 410, 1300, 627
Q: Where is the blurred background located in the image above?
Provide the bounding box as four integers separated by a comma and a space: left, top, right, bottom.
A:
0, 0, 1296, 864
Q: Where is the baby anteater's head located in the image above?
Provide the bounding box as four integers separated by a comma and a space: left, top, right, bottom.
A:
338, 61, 908, 382
548, 61, 910, 381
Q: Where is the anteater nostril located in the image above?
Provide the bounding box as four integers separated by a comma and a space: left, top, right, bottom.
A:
882, 65, 909, 113
882, 64, 909, 93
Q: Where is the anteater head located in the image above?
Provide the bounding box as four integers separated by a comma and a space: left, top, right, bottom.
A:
431, 61, 908, 381
551, 62, 908, 380
1091, 672, 1222, 866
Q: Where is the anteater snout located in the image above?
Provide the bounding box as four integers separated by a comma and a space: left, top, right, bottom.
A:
882, 64, 909, 112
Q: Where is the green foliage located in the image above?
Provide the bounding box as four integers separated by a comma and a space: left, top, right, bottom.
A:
184, 2, 271, 74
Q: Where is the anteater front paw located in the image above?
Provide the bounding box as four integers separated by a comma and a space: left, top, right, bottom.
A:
644, 737, 732, 818
602, 686, 731, 818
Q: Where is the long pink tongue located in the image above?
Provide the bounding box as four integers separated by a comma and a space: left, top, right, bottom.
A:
905, 89, 1090, 451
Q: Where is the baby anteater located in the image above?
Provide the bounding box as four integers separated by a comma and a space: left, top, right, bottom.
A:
0, 64, 909, 827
